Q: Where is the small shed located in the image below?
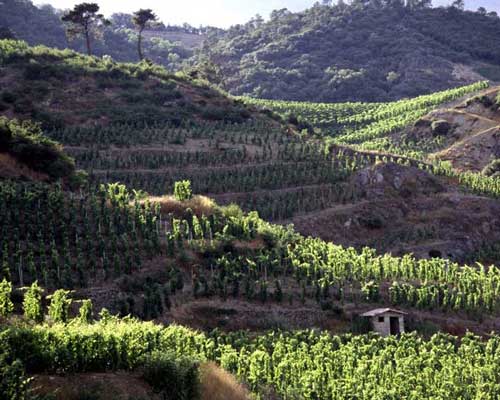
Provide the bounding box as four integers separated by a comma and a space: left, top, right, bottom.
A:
361, 308, 407, 336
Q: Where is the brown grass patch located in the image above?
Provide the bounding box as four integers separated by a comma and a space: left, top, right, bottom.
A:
200, 362, 251, 400
146, 195, 218, 217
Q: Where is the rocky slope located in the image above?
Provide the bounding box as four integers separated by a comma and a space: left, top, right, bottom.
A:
407, 87, 500, 172
288, 163, 500, 263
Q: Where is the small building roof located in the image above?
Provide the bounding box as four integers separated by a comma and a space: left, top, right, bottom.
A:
361, 308, 408, 317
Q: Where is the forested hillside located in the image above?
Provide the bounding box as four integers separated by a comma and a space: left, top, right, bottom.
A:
202, 1, 500, 102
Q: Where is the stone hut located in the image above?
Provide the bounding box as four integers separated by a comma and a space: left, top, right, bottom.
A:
361, 308, 407, 336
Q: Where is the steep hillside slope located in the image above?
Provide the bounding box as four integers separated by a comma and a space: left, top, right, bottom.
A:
203, 4, 500, 102
0, 40, 266, 128
1, 41, 500, 400
288, 162, 500, 262
243, 83, 500, 262
1, 40, 354, 225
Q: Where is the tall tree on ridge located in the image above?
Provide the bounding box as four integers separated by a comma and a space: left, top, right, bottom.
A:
62, 3, 110, 56
132, 9, 158, 61
451, 0, 465, 10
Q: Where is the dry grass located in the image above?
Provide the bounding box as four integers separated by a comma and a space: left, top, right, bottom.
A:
200, 362, 251, 400
146, 194, 218, 217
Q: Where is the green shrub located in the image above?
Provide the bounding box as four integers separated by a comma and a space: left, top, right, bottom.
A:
47, 289, 72, 323
0, 119, 13, 150
142, 351, 200, 400
173, 180, 193, 202
0, 343, 29, 400
405, 318, 440, 337
0, 279, 14, 318
361, 281, 380, 302
0, 117, 75, 179
23, 281, 43, 323
68, 170, 89, 190
78, 299, 93, 324
359, 214, 385, 229
477, 95, 495, 108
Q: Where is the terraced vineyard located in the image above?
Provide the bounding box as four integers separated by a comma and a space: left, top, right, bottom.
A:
2, 39, 500, 400
42, 81, 497, 226
3, 179, 500, 399
243, 81, 489, 151
4, 319, 500, 400
49, 120, 371, 221
238, 82, 500, 261
3, 181, 500, 312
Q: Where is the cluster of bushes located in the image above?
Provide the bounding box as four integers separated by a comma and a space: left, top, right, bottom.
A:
0, 279, 201, 400
0, 117, 75, 179
0, 335, 29, 400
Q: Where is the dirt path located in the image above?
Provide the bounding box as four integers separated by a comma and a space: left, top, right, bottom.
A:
279, 200, 370, 224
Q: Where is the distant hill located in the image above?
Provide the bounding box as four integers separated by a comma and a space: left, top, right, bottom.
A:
201, 3, 500, 102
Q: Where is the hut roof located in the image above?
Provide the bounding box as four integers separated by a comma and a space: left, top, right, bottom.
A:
361, 308, 408, 317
